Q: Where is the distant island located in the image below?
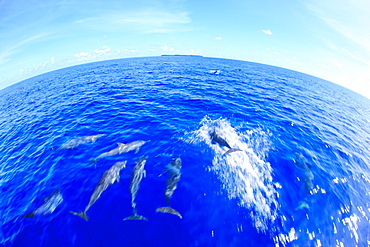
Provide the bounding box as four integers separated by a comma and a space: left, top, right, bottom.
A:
161, 54, 203, 57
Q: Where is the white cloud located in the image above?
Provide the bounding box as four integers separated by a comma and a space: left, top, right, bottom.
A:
161, 45, 175, 52
215, 37, 222, 40
306, 0, 370, 66
73, 46, 115, 61
117, 10, 190, 26
273, 51, 280, 55
303, 0, 370, 98
262, 29, 273, 35
332, 59, 342, 68
76, 8, 192, 34
0, 32, 52, 65
94, 46, 111, 53
72, 46, 142, 63
74, 52, 89, 58
156, 45, 201, 55
111, 48, 140, 54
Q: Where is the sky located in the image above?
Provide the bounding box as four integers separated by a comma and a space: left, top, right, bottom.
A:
1, 0, 369, 99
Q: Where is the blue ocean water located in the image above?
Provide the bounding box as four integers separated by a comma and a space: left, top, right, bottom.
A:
0, 56, 369, 247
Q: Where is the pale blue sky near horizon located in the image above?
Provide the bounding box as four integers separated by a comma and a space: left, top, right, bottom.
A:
1, 0, 369, 98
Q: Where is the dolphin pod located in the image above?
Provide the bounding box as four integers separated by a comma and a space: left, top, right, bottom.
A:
156, 158, 182, 219
70, 161, 127, 221
23, 128, 252, 222
58, 134, 106, 150
22, 126, 310, 223
91, 140, 148, 164
210, 130, 242, 155
124, 157, 148, 221
22, 189, 63, 218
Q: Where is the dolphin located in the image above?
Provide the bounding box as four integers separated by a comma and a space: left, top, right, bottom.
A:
92, 140, 148, 164
294, 153, 314, 211
22, 189, 63, 218
70, 161, 126, 221
210, 130, 242, 155
156, 158, 182, 219
58, 134, 106, 150
124, 157, 148, 221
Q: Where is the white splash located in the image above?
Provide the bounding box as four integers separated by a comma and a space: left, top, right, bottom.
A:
342, 214, 360, 244
187, 116, 279, 232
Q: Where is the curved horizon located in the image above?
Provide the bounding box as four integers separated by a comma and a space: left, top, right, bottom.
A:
1, 0, 369, 99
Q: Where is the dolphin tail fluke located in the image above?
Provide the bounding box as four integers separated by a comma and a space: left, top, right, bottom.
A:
70, 211, 89, 221
123, 214, 148, 221
295, 201, 310, 211
156, 207, 182, 219
224, 148, 242, 155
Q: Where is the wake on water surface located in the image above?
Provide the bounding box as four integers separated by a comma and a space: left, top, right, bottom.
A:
185, 117, 279, 233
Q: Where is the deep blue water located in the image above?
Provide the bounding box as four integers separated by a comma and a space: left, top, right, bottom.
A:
0, 56, 370, 247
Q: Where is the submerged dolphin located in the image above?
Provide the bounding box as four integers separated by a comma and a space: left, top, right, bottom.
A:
156, 158, 182, 219
92, 140, 148, 164
210, 130, 242, 155
294, 153, 314, 211
58, 134, 106, 150
22, 189, 63, 218
70, 161, 126, 221
124, 157, 148, 221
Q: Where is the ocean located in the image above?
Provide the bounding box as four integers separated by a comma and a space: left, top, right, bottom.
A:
0, 56, 369, 246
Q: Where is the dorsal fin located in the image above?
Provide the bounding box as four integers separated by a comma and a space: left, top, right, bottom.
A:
117, 142, 125, 147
